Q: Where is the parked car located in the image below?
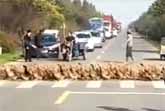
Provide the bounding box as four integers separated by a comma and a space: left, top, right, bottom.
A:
160, 37, 165, 60
32, 29, 61, 58
74, 31, 95, 52
90, 31, 103, 48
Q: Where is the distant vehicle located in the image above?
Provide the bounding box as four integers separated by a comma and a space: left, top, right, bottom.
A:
89, 17, 104, 31
74, 31, 95, 52
160, 37, 165, 60
39, 29, 61, 58
112, 28, 118, 37
90, 31, 103, 48
103, 15, 113, 39
116, 22, 122, 32
89, 17, 105, 41
104, 27, 112, 39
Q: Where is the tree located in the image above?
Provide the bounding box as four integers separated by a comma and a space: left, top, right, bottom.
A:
132, 0, 165, 41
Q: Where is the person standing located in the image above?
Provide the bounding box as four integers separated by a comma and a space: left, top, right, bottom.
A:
34, 29, 44, 58
24, 30, 33, 62
65, 32, 75, 61
126, 30, 134, 62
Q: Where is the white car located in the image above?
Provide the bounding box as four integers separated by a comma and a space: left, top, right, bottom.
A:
74, 31, 95, 51
91, 31, 103, 48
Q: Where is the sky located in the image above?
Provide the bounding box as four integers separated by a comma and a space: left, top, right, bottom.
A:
87, 0, 156, 26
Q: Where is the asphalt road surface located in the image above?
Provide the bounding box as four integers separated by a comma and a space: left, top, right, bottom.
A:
0, 80, 165, 111
15, 29, 159, 64
86, 29, 159, 62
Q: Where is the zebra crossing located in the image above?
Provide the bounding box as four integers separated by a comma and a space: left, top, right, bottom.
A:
86, 81, 102, 88
0, 80, 164, 89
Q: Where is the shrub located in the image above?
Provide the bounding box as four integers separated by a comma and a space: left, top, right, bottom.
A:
0, 32, 18, 53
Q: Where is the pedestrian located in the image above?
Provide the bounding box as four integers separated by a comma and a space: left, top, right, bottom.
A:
66, 32, 75, 42
126, 30, 134, 62
24, 29, 36, 62
72, 36, 79, 58
34, 29, 44, 58
65, 32, 75, 61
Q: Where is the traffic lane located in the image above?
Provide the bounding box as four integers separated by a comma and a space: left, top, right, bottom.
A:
56, 92, 165, 111
0, 88, 65, 111
97, 31, 126, 62
100, 30, 160, 62
86, 38, 113, 62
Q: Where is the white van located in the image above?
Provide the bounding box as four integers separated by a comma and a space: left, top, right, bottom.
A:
160, 37, 165, 60
74, 31, 95, 51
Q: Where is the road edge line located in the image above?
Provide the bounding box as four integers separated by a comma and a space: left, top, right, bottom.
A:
71, 91, 165, 95
54, 91, 71, 105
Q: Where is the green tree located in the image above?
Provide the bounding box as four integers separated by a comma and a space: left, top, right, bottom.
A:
132, 0, 165, 41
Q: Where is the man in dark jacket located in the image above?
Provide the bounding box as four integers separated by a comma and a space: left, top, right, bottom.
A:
34, 29, 44, 58
24, 30, 34, 62
34, 29, 44, 48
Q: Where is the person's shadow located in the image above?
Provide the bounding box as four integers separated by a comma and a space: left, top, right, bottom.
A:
97, 106, 134, 111
97, 106, 164, 111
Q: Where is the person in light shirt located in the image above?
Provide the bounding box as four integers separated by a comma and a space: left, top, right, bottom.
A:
126, 30, 134, 62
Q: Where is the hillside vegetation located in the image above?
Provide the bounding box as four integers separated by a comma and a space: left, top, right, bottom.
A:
132, 0, 165, 41
0, 0, 100, 53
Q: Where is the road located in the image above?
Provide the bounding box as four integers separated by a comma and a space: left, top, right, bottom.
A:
87, 29, 159, 62
0, 80, 164, 111
3, 30, 162, 111
15, 29, 160, 64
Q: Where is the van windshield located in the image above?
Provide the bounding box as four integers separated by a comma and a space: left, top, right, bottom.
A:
104, 22, 110, 27
41, 34, 57, 46
77, 34, 90, 38
161, 39, 165, 45
91, 32, 100, 37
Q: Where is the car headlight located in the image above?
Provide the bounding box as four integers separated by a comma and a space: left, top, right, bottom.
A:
86, 43, 93, 48
41, 48, 49, 53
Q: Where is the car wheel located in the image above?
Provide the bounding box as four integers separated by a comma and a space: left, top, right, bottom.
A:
160, 55, 164, 60
99, 45, 103, 48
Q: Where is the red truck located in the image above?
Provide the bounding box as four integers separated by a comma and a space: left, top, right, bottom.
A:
103, 15, 114, 39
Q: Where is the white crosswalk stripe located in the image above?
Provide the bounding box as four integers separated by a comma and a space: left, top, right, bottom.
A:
120, 80, 135, 88
0, 80, 165, 89
152, 81, 165, 89
52, 80, 71, 88
96, 56, 101, 60
16, 81, 39, 88
0, 81, 6, 87
86, 81, 102, 88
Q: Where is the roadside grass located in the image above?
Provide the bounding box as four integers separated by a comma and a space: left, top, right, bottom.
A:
0, 52, 22, 64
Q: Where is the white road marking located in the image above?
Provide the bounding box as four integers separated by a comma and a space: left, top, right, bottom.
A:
54, 90, 165, 105
96, 56, 101, 60
152, 81, 165, 89
54, 91, 71, 104
52, 80, 70, 88
86, 81, 102, 88
16, 81, 39, 88
120, 80, 135, 88
0, 81, 7, 86
71, 91, 165, 95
